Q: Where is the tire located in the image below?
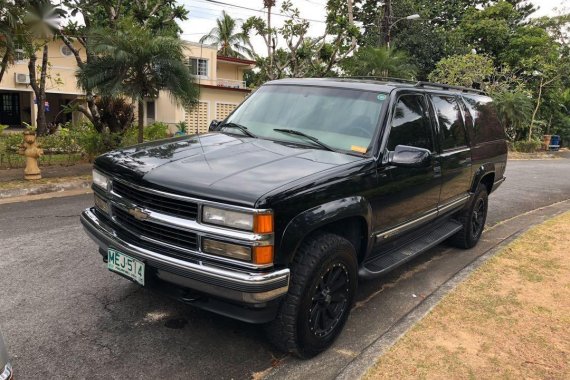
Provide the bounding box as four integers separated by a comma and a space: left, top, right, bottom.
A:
265, 233, 358, 359
449, 184, 489, 249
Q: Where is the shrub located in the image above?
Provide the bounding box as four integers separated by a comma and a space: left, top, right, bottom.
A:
121, 122, 170, 146
512, 140, 542, 153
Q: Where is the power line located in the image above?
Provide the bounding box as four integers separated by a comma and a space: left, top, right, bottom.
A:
191, 0, 327, 24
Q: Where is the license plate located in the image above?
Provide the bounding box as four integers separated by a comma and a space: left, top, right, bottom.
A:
107, 248, 145, 286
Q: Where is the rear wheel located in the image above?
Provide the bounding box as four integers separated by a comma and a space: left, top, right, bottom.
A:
265, 233, 358, 358
449, 184, 488, 249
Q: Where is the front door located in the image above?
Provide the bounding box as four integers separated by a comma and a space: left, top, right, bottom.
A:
371, 92, 441, 245
0, 93, 21, 127
428, 94, 472, 209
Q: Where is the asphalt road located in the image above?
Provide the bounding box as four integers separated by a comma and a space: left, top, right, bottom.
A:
1, 158, 569, 379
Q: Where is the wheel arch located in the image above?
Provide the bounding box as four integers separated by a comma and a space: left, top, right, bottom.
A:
471, 163, 496, 195
278, 196, 373, 266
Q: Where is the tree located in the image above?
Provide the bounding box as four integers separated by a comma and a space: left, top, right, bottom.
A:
57, 0, 188, 134
428, 54, 494, 88
242, 0, 358, 82
341, 46, 417, 79
0, 0, 18, 83
493, 90, 533, 141
22, 0, 65, 135
199, 11, 252, 58
77, 26, 198, 143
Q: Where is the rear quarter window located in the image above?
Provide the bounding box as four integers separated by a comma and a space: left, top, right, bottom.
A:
461, 95, 505, 144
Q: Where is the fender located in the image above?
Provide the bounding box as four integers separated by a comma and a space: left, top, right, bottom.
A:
278, 196, 374, 265
470, 162, 496, 194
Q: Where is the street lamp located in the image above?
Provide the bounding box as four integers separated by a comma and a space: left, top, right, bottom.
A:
386, 14, 421, 48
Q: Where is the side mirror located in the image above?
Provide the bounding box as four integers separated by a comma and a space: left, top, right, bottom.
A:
388, 145, 432, 168
209, 120, 221, 131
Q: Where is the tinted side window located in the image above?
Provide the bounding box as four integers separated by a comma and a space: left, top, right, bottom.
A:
462, 95, 504, 144
387, 95, 433, 152
431, 95, 467, 150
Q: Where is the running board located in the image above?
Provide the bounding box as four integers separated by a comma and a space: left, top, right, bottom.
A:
359, 220, 463, 279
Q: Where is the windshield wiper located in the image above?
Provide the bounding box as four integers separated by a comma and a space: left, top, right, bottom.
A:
273, 128, 338, 153
219, 122, 257, 138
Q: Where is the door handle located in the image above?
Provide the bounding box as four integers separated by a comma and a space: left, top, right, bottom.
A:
433, 165, 442, 177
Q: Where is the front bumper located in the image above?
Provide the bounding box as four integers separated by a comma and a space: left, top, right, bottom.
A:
0, 362, 12, 380
81, 208, 290, 307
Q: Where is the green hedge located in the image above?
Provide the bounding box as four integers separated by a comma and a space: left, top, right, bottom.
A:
510, 140, 543, 153
0, 121, 170, 169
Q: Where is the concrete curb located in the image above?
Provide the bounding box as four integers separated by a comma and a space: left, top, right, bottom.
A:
0, 179, 92, 199
335, 200, 570, 380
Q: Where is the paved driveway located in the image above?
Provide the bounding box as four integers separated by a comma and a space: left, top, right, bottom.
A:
1, 158, 569, 379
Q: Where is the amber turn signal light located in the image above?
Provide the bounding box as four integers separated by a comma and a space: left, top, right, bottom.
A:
253, 246, 274, 265
254, 213, 274, 233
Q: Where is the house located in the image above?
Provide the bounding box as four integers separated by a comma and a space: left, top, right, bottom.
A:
0, 40, 254, 134
151, 41, 254, 134
0, 40, 86, 128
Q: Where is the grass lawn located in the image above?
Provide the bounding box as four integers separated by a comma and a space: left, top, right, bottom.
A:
366, 211, 570, 380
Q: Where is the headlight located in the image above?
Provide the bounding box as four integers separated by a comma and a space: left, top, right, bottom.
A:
202, 206, 274, 233
92, 169, 109, 191
202, 206, 253, 231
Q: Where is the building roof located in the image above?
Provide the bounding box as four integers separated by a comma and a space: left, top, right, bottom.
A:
217, 56, 256, 65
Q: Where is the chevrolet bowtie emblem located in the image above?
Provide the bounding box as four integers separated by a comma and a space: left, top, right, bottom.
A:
128, 207, 150, 221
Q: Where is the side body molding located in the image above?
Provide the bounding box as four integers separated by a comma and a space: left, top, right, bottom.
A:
278, 196, 374, 264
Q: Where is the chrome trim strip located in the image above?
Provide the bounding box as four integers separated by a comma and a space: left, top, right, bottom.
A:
109, 207, 273, 271
81, 208, 289, 303
376, 209, 438, 239
110, 194, 273, 245
438, 194, 470, 214
439, 147, 471, 157
111, 177, 271, 214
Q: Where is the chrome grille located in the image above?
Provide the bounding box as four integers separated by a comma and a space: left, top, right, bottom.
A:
113, 207, 198, 251
112, 180, 198, 219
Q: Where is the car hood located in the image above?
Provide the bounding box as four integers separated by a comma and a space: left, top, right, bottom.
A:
95, 133, 363, 206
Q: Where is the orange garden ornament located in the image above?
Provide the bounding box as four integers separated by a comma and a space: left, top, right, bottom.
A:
18, 130, 44, 180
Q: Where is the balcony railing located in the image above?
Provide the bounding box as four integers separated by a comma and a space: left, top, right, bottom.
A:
216, 78, 246, 89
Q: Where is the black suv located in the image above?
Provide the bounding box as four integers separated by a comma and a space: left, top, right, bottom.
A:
81, 78, 507, 358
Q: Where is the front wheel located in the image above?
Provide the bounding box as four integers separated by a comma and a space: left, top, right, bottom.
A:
265, 233, 358, 358
449, 183, 488, 249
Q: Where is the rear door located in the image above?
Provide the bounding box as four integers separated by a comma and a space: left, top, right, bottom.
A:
428, 94, 472, 212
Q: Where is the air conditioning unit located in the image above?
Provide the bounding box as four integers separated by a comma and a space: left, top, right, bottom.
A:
15, 73, 31, 84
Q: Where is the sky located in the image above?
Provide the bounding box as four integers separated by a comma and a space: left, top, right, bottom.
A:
177, 0, 569, 56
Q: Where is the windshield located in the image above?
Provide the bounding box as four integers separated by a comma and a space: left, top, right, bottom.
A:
225, 85, 388, 154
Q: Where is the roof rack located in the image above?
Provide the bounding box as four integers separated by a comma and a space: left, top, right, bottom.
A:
415, 81, 486, 95
338, 76, 486, 95
340, 76, 417, 85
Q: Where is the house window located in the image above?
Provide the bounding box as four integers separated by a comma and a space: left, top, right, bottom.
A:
61, 45, 73, 57
146, 100, 156, 123
189, 58, 208, 77
14, 44, 26, 63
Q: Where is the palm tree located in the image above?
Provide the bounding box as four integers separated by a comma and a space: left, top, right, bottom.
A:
78, 26, 199, 143
341, 46, 417, 79
493, 90, 533, 141
200, 11, 252, 58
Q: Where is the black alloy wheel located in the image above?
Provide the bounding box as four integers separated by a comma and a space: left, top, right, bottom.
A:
308, 262, 351, 338
265, 233, 358, 358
